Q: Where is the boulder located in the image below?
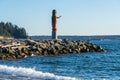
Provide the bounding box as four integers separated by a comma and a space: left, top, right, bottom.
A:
0, 39, 104, 60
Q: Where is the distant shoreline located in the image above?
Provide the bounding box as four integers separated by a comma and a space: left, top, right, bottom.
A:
30, 35, 120, 40
30, 35, 120, 36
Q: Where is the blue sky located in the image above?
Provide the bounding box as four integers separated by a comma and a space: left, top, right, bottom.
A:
0, 0, 120, 36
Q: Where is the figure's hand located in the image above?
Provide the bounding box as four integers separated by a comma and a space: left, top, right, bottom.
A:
59, 16, 62, 18
57, 16, 62, 19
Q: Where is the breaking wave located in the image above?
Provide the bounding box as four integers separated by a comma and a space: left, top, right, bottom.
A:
0, 65, 77, 80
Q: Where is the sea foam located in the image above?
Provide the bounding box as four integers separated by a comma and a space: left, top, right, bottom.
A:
0, 65, 77, 80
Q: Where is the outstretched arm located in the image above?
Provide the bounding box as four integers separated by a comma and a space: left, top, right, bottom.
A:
57, 16, 62, 19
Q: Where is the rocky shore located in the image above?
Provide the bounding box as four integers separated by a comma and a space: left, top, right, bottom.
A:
0, 39, 104, 60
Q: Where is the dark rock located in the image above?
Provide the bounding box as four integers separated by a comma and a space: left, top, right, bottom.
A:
0, 39, 104, 60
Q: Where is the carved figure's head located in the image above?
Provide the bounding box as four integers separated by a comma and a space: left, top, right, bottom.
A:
52, 9, 56, 16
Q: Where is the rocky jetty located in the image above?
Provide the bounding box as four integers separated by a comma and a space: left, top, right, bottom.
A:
0, 39, 104, 60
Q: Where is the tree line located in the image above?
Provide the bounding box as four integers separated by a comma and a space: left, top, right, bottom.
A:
0, 22, 28, 39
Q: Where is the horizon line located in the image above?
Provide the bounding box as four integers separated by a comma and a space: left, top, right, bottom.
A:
29, 35, 120, 36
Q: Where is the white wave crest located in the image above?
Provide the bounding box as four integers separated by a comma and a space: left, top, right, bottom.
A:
0, 65, 77, 80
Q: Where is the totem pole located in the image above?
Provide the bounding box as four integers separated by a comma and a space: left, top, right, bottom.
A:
52, 9, 61, 39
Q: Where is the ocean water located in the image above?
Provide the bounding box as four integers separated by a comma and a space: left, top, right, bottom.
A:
0, 36, 120, 80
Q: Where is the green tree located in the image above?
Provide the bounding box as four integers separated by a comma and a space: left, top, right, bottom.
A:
0, 22, 28, 38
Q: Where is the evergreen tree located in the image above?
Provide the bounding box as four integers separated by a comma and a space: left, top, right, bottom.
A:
0, 22, 28, 39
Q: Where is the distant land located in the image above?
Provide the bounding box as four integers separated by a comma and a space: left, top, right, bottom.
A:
30, 35, 120, 40
0, 22, 28, 39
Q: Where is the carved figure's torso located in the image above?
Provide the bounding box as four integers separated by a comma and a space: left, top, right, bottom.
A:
52, 10, 57, 31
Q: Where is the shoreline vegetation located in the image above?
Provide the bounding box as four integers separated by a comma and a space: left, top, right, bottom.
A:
0, 22, 28, 39
0, 39, 104, 60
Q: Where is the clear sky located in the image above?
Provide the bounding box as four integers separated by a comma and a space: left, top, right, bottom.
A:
0, 0, 120, 36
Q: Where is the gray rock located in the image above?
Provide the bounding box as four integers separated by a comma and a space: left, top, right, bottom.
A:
0, 39, 104, 60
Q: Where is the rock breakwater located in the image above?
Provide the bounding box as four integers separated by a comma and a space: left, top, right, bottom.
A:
0, 39, 104, 60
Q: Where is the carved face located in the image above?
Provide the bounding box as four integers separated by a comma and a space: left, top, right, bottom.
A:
52, 9, 56, 16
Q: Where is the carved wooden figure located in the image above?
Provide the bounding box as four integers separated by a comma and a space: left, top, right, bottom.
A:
52, 9, 61, 39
